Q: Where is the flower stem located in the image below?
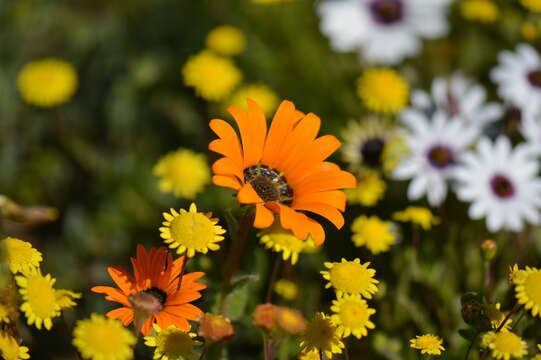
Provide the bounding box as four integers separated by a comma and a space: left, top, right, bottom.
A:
265, 255, 281, 303
220, 212, 253, 314
177, 256, 188, 291
199, 342, 210, 360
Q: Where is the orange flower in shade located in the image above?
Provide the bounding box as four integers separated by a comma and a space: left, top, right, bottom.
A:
91, 245, 206, 336
209, 99, 356, 245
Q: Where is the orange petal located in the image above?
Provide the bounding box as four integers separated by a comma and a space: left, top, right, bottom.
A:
212, 175, 241, 190
228, 101, 266, 168
296, 170, 356, 196
106, 266, 135, 295
209, 119, 244, 167
91, 286, 131, 307
293, 190, 346, 212
253, 204, 275, 228
139, 316, 155, 336
212, 157, 244, 180
237, 183, 263, 204
166, 303, 203, 320
261, 100, 297, 168
305, 218, 325, 245
276, 204, 309, 240
292, 202, 344, 229
286, 135, 341, 183
166, 290, 202, 306
160, 311, 191, 331
106, 307, 134, 326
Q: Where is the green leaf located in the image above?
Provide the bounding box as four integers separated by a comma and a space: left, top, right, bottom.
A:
224, 274, 259, 321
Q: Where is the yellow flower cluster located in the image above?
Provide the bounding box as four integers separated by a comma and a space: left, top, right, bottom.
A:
357, 68, 409, 115
351, 215, 397, 254
512, 265, 541, 318
393, 207, 439, 230
410, 334, 445, 355
481, 331, 527, 360
144, 324, 201, 360
346, 171, 386, 207
260, 226, 316, 265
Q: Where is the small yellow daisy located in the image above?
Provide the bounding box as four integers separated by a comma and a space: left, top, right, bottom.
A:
206, 25, 246, 56
274, 279, 298, 301
15, 269, 60, 330
330, 294, 376, 339
182, 50, 242, 101
55, 289, 82, 310
226, 84, 279, 116
410, 334, 445, 355
159, 203, 226, 258
0, 332, 30, 360
509, 264, 527, 283
153, 148, 211, 199
321, 258, 379, 298
299, 313, 344, 359
144, 324, 201, 360
513, 266, 541, 317
357, 68, 409, 115
298, 350, 320, 360
346, 171, 386, 207
17, 58, 77, 107
351, 216, 397, 255
259, 227, 311, 265
73, 314, 136, 360
460, 0, 499, 23
3, 237, 42, 275
393, 207, 440, 230
521, 0, 541, 12
481, 331, 528, 360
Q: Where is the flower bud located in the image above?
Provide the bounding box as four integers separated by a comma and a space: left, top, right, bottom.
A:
480, 239, 497, 261
198, 313, 235, 342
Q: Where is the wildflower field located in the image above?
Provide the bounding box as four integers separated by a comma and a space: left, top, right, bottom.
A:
2, 0, 541, 359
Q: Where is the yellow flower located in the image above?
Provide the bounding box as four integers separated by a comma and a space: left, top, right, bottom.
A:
0, 332, 30, 360
3, 237, 42, 275
226, 84, 279, 116
73, 314, 136, 360
206, 26, 246, 56
153, 148, 210, 199
521, 0, 541, 12
159, 203, 226, 258
321, 258, 379, 298
298, 350, 320, 360
410, 334, 445, 355
15, 269, 60, 330
460, 0, 499, 23
182, 50, 242, 101
274, 279, 298, 300
482, 331, 528, 360
513, 266, 541, 317
144, 324, 201, 360
55, 289, 82, 310
346, 171, 386, 207
357, 68, 409, 115
509, 264, 527, 283
299, 313, 344, 359
393, 207, 440, 230
351, 216, 396, 255
485, 303, 512, 330
521, 22, 538, 41
17, 58, 77, 107
259, 226, 312, 265
330, 294, 376, 339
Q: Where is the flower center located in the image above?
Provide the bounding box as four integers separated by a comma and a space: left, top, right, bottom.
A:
369, 0, 403, 24
524, 271, 541, 305
129, 287, 167, 315
26, 275, 57, 318
330, 263, 373, 294
340, 301, 369, 328
244, 165, 293, 204
427, 145, 455, 169
490, 174, 515, 199
157, 329, 194, 358
360, 138, 385, 168
493, 332, 524, 354
84, 322, 127, 355
527, 70, 541, 89
169, 212, 215, 248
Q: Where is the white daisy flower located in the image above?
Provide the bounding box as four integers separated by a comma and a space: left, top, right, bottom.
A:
491, 44, 541, 113
520, 107, 541, 154
317, 0, 451, 65
412, 72, 503, 134
454, 136, 541, 232
393, 109, 477, 206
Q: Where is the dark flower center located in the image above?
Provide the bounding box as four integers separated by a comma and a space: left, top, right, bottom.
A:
129, 287, 167, 315
427, 145, 455, 169
528, 70, 541, 89
369, 0, 403, 24
490, 174, 515, 199
360, 137, 385, 168
244, 165, 293, 204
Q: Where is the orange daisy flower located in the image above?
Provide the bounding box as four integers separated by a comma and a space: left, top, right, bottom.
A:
209, 99, 356, 245
91, 245, 206, 336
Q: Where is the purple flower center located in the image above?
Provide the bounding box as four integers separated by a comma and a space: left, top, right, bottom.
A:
427, 145, 455, 169
528, 70, 541, 89
360, 137, 385, 168
490, 174, 515, 199
369, 0, 403, 24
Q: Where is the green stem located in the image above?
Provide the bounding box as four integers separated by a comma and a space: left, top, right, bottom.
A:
465, 332, 479, 360
266, 255, 281, 303
199, 342, 210, 360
